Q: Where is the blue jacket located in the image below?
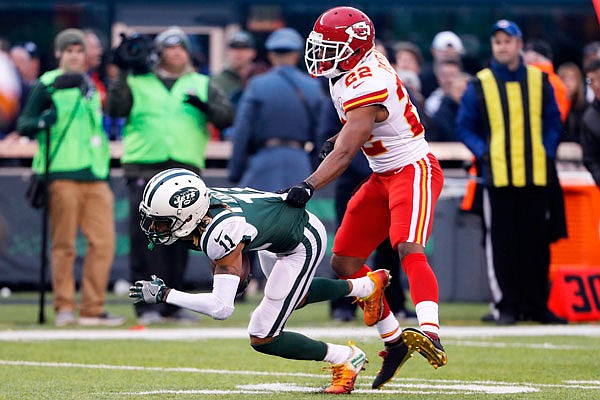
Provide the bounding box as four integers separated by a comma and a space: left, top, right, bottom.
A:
228, 65, 323, 191
456, 58, 562, 176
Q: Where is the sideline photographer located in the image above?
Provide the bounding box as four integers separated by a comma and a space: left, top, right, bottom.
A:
17, 28, 122, 327
106, 26, 234, 325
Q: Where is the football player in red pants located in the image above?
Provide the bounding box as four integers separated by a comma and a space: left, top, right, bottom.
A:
281, 6, 448, 388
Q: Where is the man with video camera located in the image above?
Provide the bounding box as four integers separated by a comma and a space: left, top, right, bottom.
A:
17, 28, 122, 327
106, 26, 234, 325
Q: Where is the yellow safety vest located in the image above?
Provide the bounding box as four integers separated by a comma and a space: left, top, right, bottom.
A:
477, 67, 547, 187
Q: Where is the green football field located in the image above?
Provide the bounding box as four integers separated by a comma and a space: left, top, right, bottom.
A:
1, 292, 599, 399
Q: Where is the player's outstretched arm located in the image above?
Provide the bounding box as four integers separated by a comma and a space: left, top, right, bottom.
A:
132, 244, 245, 320
307, 105, 378, 190
282, 106, 378, 208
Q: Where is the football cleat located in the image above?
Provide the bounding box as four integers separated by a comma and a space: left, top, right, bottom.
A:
324, 341, 367, 394
357, 269, 390, 326
401, 327, 447, 369
372, 340, 414, 389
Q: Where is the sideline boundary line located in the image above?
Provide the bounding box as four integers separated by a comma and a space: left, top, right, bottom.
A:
0, 325, 599, 341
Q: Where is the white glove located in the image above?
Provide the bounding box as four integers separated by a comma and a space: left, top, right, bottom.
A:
129, 275, 170, 305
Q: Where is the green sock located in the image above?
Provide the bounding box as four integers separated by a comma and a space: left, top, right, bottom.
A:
305, 277, 350, 305
251, 331, 327, 361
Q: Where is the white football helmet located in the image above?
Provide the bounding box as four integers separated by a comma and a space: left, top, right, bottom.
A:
139, 168, 210, 246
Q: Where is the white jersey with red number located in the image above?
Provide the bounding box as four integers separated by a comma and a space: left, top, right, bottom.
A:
330, 50, 430, 173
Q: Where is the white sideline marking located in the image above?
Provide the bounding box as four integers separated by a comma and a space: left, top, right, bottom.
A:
444, 339, 583, 350
0, 324, 599, 341
2, 359, 599, 395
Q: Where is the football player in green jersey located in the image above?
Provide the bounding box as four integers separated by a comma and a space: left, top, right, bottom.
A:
130, 168, 391, 394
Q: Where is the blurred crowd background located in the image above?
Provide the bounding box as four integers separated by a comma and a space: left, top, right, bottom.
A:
0, 0, 599, 142
0, 0, 599, 326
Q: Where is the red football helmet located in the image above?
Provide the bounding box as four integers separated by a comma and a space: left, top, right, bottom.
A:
305, 6, 375, 78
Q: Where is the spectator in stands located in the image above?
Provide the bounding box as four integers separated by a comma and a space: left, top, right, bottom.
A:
212, 31, 257, 109
17, 28, 123, 326
393, 41, 426, 115
0, 47, 22, 139
582, 42, 600, 103
228, 27, 322, 192
424, 59, 462, 118
10, 41, 40, 87
0, 44, 21, 139
558, 62, 587, 142
429, 72, 470, 142
83, 29, 122, 140
456, 19, 566, 325
84, 30, 107, 106
5, 42, 38, 137
581, 59, 600, 187
213, 31, 269, 140
394, 41, 422, 76
524, 39, 570, 123
106, 26, 234, 325
420, 31, 464, 98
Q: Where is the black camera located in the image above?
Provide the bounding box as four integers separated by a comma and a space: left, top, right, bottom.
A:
111, 33, 155, 74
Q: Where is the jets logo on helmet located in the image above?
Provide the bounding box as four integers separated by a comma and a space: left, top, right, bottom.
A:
139, 168, 210, 246
345, 21, 371, 42
169, 187, 200, 208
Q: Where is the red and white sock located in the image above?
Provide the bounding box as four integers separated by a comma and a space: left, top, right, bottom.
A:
415, 301, 440, 336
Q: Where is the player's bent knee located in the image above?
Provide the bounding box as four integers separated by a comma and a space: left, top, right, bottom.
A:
331, 254, 365, 277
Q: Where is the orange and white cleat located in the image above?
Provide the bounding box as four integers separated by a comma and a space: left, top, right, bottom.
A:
324, 341, 367, 394
358, 269, 391, 326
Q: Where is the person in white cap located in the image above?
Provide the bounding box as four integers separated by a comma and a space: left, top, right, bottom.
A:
420, 30, 465, 98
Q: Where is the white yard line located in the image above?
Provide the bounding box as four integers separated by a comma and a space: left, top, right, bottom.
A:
0, 324, 599, 341
3, 360, 599, 395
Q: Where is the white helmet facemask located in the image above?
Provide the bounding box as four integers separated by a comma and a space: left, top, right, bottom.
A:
305, 31, 354, 78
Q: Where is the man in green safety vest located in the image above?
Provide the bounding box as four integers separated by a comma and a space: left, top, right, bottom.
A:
18, 28, 124, 327
106, 26, 234, 325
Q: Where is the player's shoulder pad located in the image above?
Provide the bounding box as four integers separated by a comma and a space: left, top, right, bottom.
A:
201, 212, 249, 260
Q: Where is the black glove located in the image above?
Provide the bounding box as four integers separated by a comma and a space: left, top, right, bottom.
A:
183, 94, 209, 113
53, 73, 85, 91
318, 140, 334, 161
37, 108, 57, 129
283, 181, 314, 208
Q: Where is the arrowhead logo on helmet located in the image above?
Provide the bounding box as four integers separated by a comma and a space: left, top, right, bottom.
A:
345, 21, 371, 42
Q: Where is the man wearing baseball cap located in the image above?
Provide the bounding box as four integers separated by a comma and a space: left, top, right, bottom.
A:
212, 31, 261, 114
228, 26, 323, 192
106, 25, 234, 325
456, 19, 566, 326
421, 30, 465, 98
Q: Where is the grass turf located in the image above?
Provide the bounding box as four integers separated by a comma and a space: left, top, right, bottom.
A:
1, 292, 599, 399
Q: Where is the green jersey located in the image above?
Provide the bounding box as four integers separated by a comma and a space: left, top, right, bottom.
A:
197, 188, 309, 259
